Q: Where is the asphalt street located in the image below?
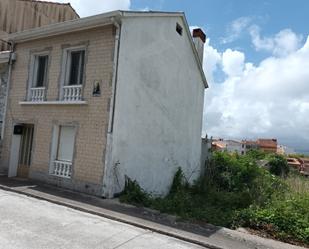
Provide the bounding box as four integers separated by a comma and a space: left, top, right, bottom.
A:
0, 189, 205, 249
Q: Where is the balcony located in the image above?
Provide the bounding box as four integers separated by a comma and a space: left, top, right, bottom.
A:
30, 87, 46, 102
51, 160, 72, 178
63, 85, 82, 102
20, 84, 87, 105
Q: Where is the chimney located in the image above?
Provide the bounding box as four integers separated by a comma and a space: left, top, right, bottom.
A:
192, 28, 206, 64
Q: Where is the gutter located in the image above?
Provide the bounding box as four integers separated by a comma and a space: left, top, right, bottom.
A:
102, 16, 122, 198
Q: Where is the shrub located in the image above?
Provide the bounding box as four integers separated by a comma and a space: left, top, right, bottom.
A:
235, 192, 309, 244
119, 152, 308, 246
119, 177, 151, 206
268, 154, 290, 177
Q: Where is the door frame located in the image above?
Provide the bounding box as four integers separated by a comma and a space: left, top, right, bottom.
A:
8, 123, 34, 178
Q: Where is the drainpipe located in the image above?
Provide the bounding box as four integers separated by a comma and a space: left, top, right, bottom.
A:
102, 17, 122, 198
108, 17, 121, 133
1, 41, 15, 140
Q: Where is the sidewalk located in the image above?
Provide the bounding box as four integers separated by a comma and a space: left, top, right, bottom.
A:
0, 177, 305, 249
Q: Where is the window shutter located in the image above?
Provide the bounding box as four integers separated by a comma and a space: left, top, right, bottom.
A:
57, 126, 75, 162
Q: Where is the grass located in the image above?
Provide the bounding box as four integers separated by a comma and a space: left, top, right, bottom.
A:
120, 151, 309, 246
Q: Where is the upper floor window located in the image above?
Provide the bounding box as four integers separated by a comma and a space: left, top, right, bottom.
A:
34, 55, 48, 87
28, 52, 49, 102
66, 50, 85, 86
60, 47, 86, 102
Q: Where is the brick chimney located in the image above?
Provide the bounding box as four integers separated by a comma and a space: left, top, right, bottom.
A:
192, 28, 206, 64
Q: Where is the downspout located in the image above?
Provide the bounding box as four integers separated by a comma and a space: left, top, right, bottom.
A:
1, 41, 15, 140
102, 17, 122, 198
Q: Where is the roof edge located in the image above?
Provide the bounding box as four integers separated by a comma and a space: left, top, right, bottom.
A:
9, 10, 122, 43
8, 10, 208, 88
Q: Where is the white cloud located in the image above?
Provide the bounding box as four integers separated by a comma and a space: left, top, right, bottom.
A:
203, 33, 309, 150
221, 17, 252, 44
202, 38, 221, 83
222, 49, 245, 77
249, 25, 303, 56
43, 0, 131, 17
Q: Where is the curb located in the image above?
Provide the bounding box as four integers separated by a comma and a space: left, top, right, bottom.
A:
0, 185, 222, 249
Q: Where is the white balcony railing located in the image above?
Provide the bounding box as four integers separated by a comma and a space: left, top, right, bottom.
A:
63, 85, 82, 102
52, 160, 72, 178
30, 87, 46, 102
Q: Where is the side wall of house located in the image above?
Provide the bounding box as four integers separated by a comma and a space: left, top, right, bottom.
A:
104, 16, 205, 196
0, 26, 114, 195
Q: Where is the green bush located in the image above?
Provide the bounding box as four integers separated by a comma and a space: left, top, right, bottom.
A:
119, 177, 151, 206
267, 154, 290, 177
120, 151, 308, 245
235, 193, 309, 244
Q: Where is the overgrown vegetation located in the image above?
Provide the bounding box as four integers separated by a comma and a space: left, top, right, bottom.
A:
120, 151, 309, 246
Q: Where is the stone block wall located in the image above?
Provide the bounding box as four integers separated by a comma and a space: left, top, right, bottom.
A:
1, 26, 115, 195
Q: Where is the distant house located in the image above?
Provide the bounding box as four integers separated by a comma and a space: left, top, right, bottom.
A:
0, 11, 207, 198
241, 140, 259, 154
257, 139, 277, 153
0, 0, 79, 138
212, 139, 243, 154
277, 145, 295, 155
286, 158, 302, 170
212, 139, 227, 151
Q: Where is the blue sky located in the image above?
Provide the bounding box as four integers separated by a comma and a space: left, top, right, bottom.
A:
131, 0, 308, 63
51, 0, 309, 152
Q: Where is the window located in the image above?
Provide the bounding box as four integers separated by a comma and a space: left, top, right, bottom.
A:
56, 126, 75, 162
28, 53, 49, 102
176, 23, 183, 36
50, 125, 76, 178
33, 55, 48, 87
66, 50, 85, 86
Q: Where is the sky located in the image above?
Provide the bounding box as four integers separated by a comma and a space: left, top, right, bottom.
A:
46, 0, 309, 152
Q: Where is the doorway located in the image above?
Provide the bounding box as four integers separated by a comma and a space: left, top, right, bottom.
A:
17, 124, 34, 178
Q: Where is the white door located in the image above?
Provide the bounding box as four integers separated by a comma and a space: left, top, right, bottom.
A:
8, 134, 22, 177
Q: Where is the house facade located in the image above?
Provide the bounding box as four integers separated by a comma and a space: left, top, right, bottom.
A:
0, 0, 79, 138
0, 11, 207, 198
257, 139, 277, 153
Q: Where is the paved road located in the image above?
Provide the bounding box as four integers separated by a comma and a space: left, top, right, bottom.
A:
0, 189, 205, 249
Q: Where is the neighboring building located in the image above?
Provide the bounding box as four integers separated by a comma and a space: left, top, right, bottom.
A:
0, 51, 10, 139
212, 139, 226, 151
299, 158, 309, 177
286, 158, 302, 170
0, 0, 79, 50
0, 11, 207, 198
212, 139, 243, 154
277, 145, 295, 155
0, 0, 79, 138
257, 139, 278, 153
225, 139, 243, 154
241, 140, 259, 154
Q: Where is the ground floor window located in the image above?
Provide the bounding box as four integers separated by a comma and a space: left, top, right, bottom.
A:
50, 125, 76, 178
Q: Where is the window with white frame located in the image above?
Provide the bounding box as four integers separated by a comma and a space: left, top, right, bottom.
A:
50, 125, 76, 178
28, 54, 49, 102
66, 50, 85, 86
34, 55, 48, 87
56, 126, 75, 162
61, 48, 86, 102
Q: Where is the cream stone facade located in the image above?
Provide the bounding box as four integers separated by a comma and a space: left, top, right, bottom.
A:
1, 26, 114, 195
1, 11, 207, 197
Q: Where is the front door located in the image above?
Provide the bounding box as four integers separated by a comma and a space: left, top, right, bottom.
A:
17, 125, 34, 178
